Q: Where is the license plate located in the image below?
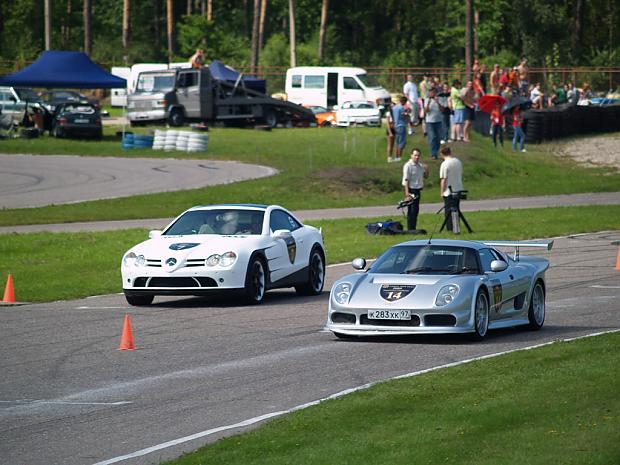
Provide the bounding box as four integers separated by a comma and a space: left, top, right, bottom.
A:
367, 309, 411, 320
74, 119, 89, 123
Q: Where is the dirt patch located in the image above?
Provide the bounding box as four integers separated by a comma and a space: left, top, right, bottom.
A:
556, 134, 620, 172
312, 167, 401, 193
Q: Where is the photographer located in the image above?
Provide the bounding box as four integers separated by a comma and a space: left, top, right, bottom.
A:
402, 148, 429, 231
423, 86, 445, 159
439, 146, 464, 233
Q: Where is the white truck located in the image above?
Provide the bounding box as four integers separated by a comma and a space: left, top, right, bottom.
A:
285, 66, 391, 110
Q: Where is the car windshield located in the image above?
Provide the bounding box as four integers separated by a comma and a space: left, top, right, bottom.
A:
135, 73, 175, 92
15, 88, 40, 101
164, 209, 265, 236
356, 73, 380, 88
370, 245, 480, 275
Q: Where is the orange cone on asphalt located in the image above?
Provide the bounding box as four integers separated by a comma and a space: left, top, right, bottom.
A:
118, 314, 135, 350
2, 274, 15, 303
616, 246, 620, 271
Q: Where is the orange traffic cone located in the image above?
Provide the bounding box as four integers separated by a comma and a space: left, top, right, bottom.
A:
118, 314, 135, 350
616, 246, 620, 271
2, 274, 15, 303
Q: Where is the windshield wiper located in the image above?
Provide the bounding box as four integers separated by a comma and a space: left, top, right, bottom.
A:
403, 266, 434, 274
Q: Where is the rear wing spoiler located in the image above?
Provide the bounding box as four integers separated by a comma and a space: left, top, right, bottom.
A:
482, 240, 554, 261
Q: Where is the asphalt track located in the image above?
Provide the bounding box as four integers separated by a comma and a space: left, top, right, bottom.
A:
1, 231, 619, 465
0, 154, 277, 209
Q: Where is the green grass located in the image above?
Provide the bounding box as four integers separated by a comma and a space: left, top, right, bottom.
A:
0, 127, 618, 226
2, 205, 619, 303
164, 332, 620, 465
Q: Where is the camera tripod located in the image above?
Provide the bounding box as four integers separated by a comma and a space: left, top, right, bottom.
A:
438, 192, 473, 234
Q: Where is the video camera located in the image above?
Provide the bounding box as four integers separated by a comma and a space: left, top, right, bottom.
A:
397, 193, 419, 209
448, 186, 468, 200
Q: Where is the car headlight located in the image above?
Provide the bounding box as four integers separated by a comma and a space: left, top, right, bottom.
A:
333, 282, 352, 305
123, 252, 145, 267
435, 284, 460, 307
206, 251, 237, 267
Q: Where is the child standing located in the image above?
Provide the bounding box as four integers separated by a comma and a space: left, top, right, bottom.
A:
511, 106, 526, 152
490, 102, 504, 148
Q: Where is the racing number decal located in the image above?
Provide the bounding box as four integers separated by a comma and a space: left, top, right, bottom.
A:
491, 280, 503, 312
284, 235, 296, 264
380, 284, 416, 301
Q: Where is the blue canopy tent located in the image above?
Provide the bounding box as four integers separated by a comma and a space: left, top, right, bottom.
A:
208, 60, 266, 94
0, 50, 126, 88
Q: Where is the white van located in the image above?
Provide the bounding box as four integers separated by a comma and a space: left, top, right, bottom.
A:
111, 66, 130, 107
285, 66, 391, 109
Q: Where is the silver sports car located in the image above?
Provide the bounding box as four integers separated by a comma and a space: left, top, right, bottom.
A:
326, 239, 553, 340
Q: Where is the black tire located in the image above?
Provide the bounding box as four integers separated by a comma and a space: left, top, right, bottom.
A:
125, 293, 154, 306
295, 247, 325, 296
168, 108, 184, 127
52, 125, 61, 138
470, 289, 489, 341
527, 281, 545, 330
321, 120, 331, 127
244, 256, 267, 304
264, 110, 277, 129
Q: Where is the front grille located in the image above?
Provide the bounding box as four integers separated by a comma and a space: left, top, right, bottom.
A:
424, 315, 457, 326
146, 259, 162, 267
185, 259, 205, 268
133, 277, 218, 288
331, 312, 356, 324
133, 101, 152, 110
360, 314, 421, 327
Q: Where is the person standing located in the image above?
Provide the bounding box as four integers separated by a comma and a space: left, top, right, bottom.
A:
439, 146, 464, 233
517, 57, 529, 96
424, 86, 444, 159
402, 148, 429, 231
392, 96, 409, 162
385, 102, 395, 162
450, 80, 465, 142
438, 82, 451, 143
189, 48, 205, 68
511, 106, 526, 152
490, 64, 501, 94
460, 80, 477, 142
490, 101, 505, 148
403, 74, 418, 134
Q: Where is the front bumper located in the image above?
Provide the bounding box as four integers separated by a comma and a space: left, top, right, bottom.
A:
121, 265, 246, 295
336, 117, 381, 127
127, 109, 166, 123
325, 302, 474, 336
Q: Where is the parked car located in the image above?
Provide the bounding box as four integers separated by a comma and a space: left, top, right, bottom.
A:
39, 90, 100, 112
0, 86, 42, 121
325, 239, 553, 340
306, 105, 336, 127
336, 100, 381, 127
121, 204, 326, 306
51, 102, 102, 139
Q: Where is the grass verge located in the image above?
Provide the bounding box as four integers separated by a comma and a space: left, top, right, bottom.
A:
1, 205, 618, 303
0, 128, 618, 226
165, 332, 620, 465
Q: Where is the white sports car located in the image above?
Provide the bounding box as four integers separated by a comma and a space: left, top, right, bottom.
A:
326, 239, 553, 340
121, 204, 326, 305
336, 101, 381, 127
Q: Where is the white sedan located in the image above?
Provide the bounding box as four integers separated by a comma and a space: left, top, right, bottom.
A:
336, 101, 381, 127
121, 204, 326, 305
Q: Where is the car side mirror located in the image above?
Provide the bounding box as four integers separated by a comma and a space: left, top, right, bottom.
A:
273, 229, 292, 240
352, 257, 366, 270
490, 260, 508, 272
149, 230, 162, 239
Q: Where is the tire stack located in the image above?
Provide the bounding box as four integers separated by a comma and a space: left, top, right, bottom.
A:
122, 133, 134, 150
175, 131, 190, 151
133, 134, 154, 149
523, 110, 542, 144
152, 130, 166, 150
164, 130, 178, 151
187, 133, 209, 152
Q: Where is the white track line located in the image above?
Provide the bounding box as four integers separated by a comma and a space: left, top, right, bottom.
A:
92, 329, 619, 465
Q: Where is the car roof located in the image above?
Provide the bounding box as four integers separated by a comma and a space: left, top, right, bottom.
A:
188, 204, 270, 211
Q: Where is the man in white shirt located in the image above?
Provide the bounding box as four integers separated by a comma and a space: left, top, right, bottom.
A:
439, 146, 464, 233
403, 74, 418, 134
402, 148, 429, 230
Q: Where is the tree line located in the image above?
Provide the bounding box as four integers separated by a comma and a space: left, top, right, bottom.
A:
0, 0, 618, 77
